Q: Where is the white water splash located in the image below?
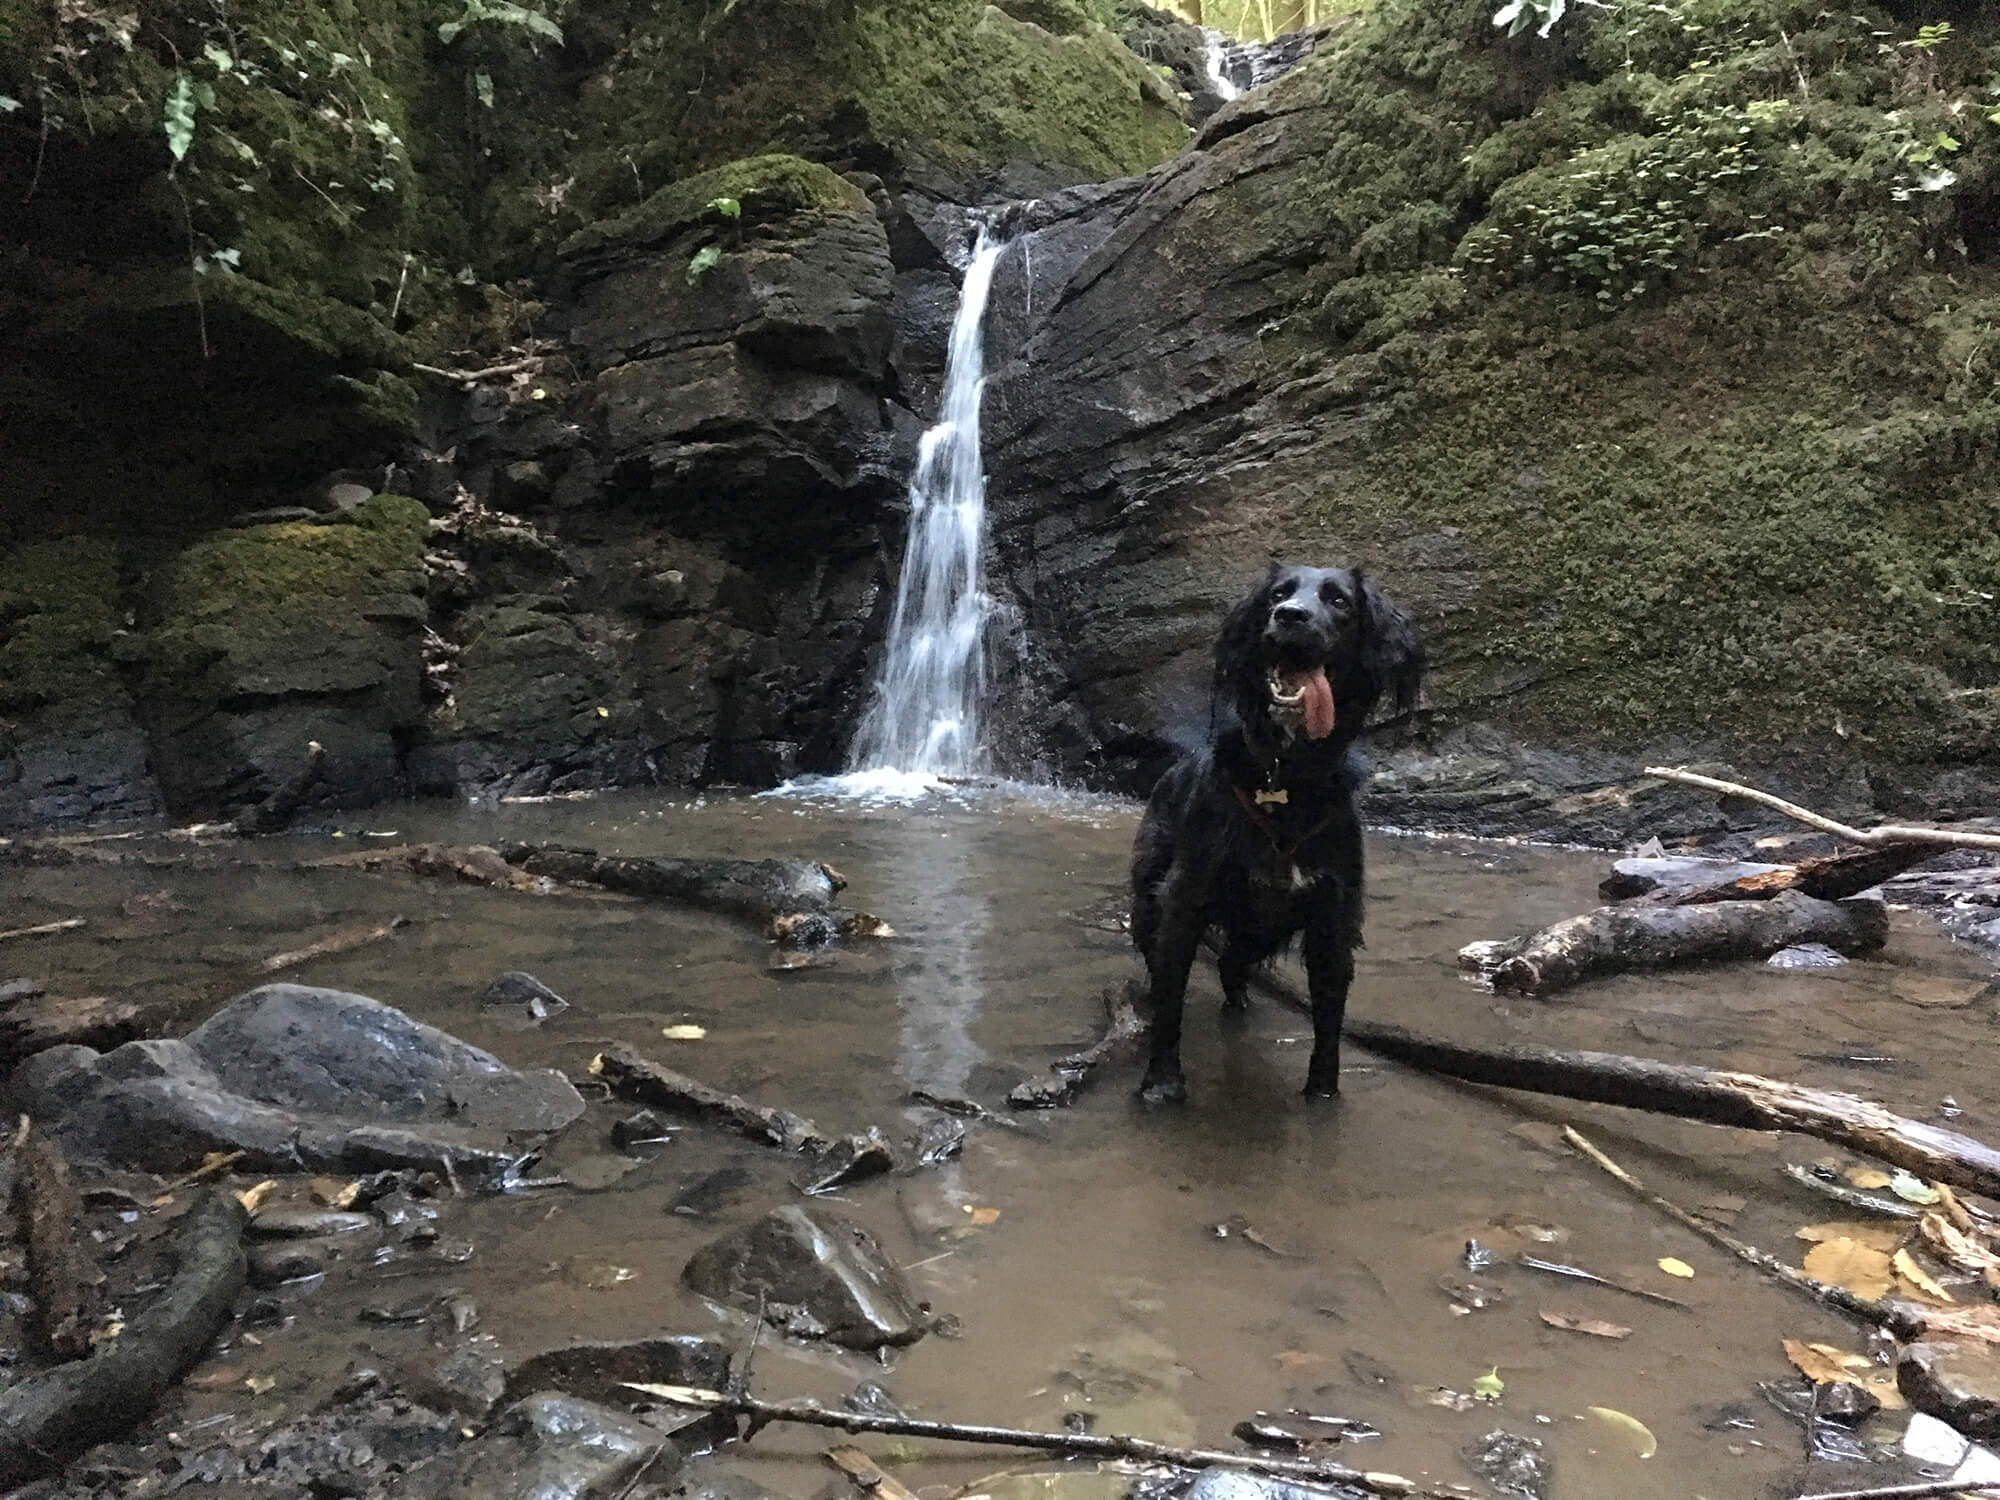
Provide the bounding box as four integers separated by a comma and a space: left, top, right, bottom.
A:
848, 232, 1008, 783
1202, 30, 1240, 101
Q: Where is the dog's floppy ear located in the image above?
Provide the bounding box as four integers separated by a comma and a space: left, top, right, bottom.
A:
1355, 570, 1424, 719
1213, 562, 1279, 694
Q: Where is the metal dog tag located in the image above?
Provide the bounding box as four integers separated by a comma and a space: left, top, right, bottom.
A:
1253, 787, 1288, 806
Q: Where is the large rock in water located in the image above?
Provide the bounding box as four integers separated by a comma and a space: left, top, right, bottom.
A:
5, 984, 583, 1176
682, 1205, 927, 1351
390, 1394, 672, 1500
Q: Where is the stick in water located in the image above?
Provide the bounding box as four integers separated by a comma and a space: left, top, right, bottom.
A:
1791, 1480, 2000, 1500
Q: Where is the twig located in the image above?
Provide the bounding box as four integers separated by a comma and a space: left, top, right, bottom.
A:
825, 1445, 923, 1500
1643, 766, 2000, 852
1793, 1481, 2000, 1500
620, 1388, 1433, 1498
1562, 1126, 1896, 1328
1780, 1162, 1921, 1221
0, 918, 86, 944
411, 356, 542, 385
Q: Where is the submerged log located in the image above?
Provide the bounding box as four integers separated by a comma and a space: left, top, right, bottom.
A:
1, 986, 144, 1071
1460, 889, 1887, 995
0, 1188, 247, 1487
12, 1125, 102, 1359
498, 843, 849, 935
1009, 983, 1147, 1109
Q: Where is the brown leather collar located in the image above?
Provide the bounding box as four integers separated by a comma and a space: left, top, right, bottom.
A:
1232, 783, 1333, 866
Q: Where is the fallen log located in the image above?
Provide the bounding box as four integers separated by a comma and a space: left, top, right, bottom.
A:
498, 843, 856, 937
11, 1124, 102, 1359
1459, 889, 1887, 995
306, 842, 552, 893
1235, 966, 2000, 1204
1009, 982, 1147, 1109
622, 1385, 1432, 1499
1646, 844, 1941, 907
0, 1187, 247, 1487
2, 987, 144, 1071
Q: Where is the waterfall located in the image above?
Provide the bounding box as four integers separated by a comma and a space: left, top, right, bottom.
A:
849, 232, 1008, 781
1202, 30, 1241, 101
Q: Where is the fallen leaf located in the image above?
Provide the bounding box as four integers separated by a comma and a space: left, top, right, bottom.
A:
1586, 1406, 1658, 1459
1891, 1170, 1942, 1205
1472, 1366, 1504, 1401
1935, 1184, 1981, 1235
1274, 1350, 1326, 1374
1919, 1212, 2000, 1273
235, 1179, 277, 1213
1845, 1167, 1893, 1190
1907, 1303, 2000, 1346
1657, 1257, 1695, 1279
1893, 1247, 1956, 1304
1540, 1310, 1632, 1340
1802, 1237, 1895, 1301
310, 1177, 362, 1210
1782, 1338, 1906, 1409
245, 1374, 276, 1394
963, 1206, 1000, 1226
1796, 1220, 1910, 1252
661, 1024, 707, 1040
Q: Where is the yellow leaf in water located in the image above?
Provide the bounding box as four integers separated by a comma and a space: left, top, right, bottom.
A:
1802, 1237, 1895, 1301
1781, 1339, 1906, 1408
1472, 1366, 1504, 1400
1657, 1257, 1695, 1279
963, 1206, 1001, 1226
1845, 1166, 1893, 1190
596, 706, 609, 718
1586, 1406, 1657, 1459
234, 1179, 277, 1213
661, 1024, 707, 1040
245, 1375, 276, 1394
1796, 1221, 1910, 1252
1893, 1247, 1956, 1304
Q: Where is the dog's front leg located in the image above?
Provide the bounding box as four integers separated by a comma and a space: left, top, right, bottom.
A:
1138, 869, 1209, 1104
1300, 913, 1356, 1098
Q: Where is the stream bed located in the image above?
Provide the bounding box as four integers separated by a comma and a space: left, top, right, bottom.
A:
5, 784, 1997, 1500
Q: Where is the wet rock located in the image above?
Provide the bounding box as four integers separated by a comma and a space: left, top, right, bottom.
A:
799, 1127, 896, 1195
405, 1345, 510, 1419
5, 983, 585, 1175
251, 1208, 378, 1239
248, 1242, 329, 1287
1899, 1340, 2000, 1439
667, 1467, 792, 1500
1768, 942, 1849, 970
372, 1191, 441, 1229
390, 1393, 672, 1500
481, 971, 570, 1027
1600, 855, 1789, 900
1180, 1468, 1366, 1500
1462, 1430, 1552, 1500
612, 1109, 674, 1150
844, 1381, 906, 1418
668, 1165, 757, 1219
505, 1335, 731, 1410
911, 1116, 966, 1165
682, 1205, 928, 1350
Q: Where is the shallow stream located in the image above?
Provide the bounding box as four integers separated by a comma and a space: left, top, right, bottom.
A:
7, 786, 1998, 1500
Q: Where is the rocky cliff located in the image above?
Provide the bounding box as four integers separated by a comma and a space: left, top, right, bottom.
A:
3, 0, 1997, 836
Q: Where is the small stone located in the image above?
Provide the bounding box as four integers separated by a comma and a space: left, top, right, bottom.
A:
1462, 1429, 1552, 1500
1768, 943, 1847, 970
611, 1110, 672, 1150
1899, 1340, 2000, 1440
250, 1208, 376, 1239
403, 1345, 508, 1420
372, 1191, 440, 1229
324, 482, 375, 512
682, 1205, 927, 1351
248, 1242, 329, 1287
481, 971, 570, 1026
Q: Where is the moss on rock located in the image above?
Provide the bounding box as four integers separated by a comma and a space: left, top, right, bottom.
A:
0, 537, 130, 729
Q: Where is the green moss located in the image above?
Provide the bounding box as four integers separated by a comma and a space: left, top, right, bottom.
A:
0, 538, 129, 725
145, 495, 428, 696
562, 155, 870, 259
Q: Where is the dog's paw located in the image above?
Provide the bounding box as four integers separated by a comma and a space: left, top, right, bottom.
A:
1219, 991, 1249, 1013
1138, 1071, 1188, 1105
1301, 1064, 1342, 1098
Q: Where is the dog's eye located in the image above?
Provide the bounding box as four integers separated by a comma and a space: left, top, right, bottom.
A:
1273, 579, 1296, 601
1321, 581, 1351, 613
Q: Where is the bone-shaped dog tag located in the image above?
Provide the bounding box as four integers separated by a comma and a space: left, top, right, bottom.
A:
1253, 787, 1288, 806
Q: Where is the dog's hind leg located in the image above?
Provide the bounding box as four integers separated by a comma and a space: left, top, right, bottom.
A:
1300, 915, 1356, 1098
1138, 869, 1211, 1104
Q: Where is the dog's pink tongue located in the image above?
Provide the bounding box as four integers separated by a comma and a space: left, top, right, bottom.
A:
1285, 668, 1336, 740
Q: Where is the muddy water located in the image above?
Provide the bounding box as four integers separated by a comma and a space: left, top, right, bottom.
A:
7, 787, 1999, 1500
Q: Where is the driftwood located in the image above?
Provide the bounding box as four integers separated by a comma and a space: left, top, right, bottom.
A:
1235, 966, 2000, 1203
825, 1445, 922, 1500
255, 916, 409, 975
0, 917, 87, 944
1, 985, 144, 1071
1009, 983, 1147, 1109
1459, 888, 1887, 995
623, 1386, 1431, 1499
1644, 766, 2000, 852
593, 1045, 837, 1152
307, 842, 551, 892
1623, 844, 1943, 906
0, 1188, 247, 1487
11, 1124, 102, 1359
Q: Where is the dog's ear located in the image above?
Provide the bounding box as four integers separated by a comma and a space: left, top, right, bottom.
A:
1355, 571, 1424, 719
1213, 563, 1279, 693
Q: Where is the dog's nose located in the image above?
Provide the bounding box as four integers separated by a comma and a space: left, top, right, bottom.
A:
1271, 601, 1311, 627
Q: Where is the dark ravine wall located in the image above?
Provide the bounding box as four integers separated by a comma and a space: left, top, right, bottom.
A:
3, 0, 1998, 840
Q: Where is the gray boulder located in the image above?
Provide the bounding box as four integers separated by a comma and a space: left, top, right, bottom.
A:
683, 1204, 927, 1351
6, 983, 583, 1176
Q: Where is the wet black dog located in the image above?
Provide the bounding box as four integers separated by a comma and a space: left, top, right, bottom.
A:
1129, 562, 1424, 1102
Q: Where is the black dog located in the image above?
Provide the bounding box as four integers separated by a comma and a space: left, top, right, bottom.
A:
1129, 562, 1424, 1102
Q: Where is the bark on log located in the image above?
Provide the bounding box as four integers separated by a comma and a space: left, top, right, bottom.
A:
591, 1045, 836, 1154
2, 988, 144, 1071
0, 1188, 247, 1487
1461, 889, 1887, 996
1009, 983, 1147, 1109
1648, 844, 1940, 906
498, 844, 845, 933
12, 1126, 102, 1360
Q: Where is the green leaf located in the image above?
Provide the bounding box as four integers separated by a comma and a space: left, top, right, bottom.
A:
1890, 1170, 1941, 1205
707, 195, 741, 219
1472, 1365, 1504, 1400
163, 72, 200, 163
202, 43, 234, 73
686, 244, 722, 284
475, 71, 495, 109
0, 94, 22, 114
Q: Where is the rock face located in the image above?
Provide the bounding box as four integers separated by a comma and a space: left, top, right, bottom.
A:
4, 984, 584, 1175
682, 1204, 928, 1350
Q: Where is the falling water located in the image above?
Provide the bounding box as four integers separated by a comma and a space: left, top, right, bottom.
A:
1202, 30, 1241, 101
849, 232, 1008, 780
